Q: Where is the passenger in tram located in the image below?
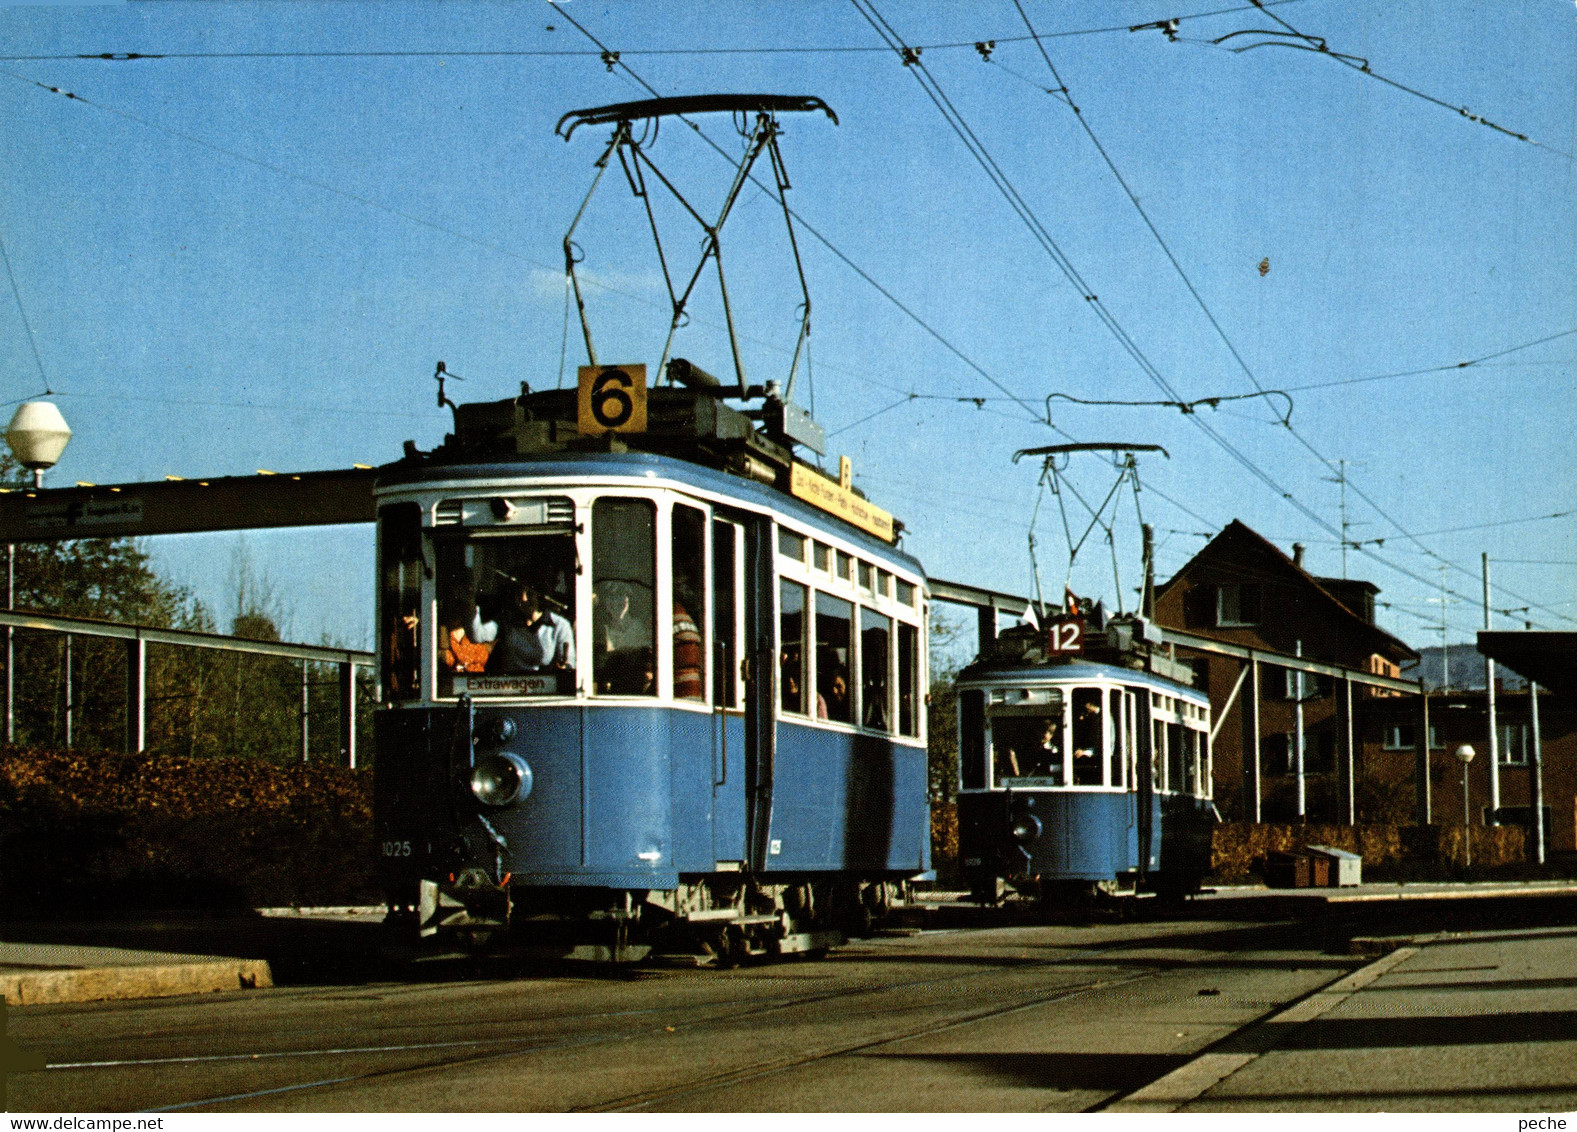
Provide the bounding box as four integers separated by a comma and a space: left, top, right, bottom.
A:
672, 555, 705, 702
993, 716, 1062, 785
817, 666, 850, 722
485, 583, 576, 677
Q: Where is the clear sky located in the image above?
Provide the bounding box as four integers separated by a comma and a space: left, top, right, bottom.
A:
0, 0, 1572, 653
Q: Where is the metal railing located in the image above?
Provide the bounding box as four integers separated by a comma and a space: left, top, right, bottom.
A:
0, 609, 375, 767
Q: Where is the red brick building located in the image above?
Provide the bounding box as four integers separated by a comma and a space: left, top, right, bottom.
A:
1154, 520, 1418, 824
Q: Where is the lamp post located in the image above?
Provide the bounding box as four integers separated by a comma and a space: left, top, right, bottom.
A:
1455, 743, 1476, 870
3, 400, 71, 744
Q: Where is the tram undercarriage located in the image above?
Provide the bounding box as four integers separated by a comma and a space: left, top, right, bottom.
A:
405, 875, 909, 965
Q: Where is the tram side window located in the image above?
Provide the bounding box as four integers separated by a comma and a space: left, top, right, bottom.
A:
1166, 721, 1184, 793
780, 580, 808, 715
379, 503, 424, 702
778, 528, 805, 563
1153, 719, 1166, 791
712, 519, 739, 708
1180, 726, 1200, 795
815, 593, 853, 723
1107, 687, 1125, 788
671, 504, 707, 702
860, 609, 891, 731
592, 498, 657, 696
959, 690, 986, 790
897, 622, 920, 737
1072, 687, 1104, 785
992, 712, 1063, 786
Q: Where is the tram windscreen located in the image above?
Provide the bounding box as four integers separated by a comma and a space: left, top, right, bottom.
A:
959, 690, 985, 790
379, 502, 424, 702
1072, 687, 1104, 786
435, 511, 578, 697
671, 504, 706, 701
591, 498, 657, 696
990, 704, 1064, 787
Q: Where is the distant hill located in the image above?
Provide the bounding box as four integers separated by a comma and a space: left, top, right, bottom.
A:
1403, 644, 1527, 692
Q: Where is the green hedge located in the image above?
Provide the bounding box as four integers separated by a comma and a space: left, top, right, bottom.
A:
0, 746, 377, 913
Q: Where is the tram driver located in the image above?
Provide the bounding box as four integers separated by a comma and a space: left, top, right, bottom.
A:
993, 716, 1063, 785
484, 582, 576, 679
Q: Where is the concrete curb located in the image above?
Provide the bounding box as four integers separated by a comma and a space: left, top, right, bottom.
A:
1, 958, 273, 1006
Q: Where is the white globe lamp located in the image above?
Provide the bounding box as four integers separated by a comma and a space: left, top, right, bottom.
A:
5, 401, 71, 488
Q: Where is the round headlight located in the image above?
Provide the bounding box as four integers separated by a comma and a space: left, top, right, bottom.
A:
1011, 815, 1043, 843
470, 752, 533, 808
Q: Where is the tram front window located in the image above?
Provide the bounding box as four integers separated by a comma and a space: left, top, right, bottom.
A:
992, 713, 1063, 786
1072, 687, 1105, 785
379, 503, 423, 702
435, 520, 578, 697
592, 498, 657, 696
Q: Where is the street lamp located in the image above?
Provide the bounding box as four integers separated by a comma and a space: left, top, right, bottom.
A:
1455, 743, 1476, 870
5, 401, 71, 488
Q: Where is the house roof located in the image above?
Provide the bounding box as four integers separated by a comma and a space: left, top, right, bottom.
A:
1156, 519, 1419, 663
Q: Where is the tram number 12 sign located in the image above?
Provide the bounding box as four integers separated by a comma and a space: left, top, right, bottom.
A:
1047, 618, 1084, 656
578, 364, 648, 435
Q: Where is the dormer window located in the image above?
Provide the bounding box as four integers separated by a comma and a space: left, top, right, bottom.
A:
1216, 583, 1261, 627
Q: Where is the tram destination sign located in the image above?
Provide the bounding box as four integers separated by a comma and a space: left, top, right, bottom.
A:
788, 463, 895, 542
454, 674, 559, 696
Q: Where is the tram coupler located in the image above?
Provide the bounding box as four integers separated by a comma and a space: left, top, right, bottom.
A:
418, 873, 511, 941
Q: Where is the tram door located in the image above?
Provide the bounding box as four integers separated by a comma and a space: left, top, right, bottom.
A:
710, 516, 749, 865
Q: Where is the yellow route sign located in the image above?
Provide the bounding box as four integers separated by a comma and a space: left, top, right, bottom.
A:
578, 364, 648, 435
790, 463, 895, 542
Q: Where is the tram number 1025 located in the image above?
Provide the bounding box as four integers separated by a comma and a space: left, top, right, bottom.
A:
1047, 618, 1084, 655
578, 363, 648, 435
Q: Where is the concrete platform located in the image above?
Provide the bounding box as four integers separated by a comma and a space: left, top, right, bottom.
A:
0, 940, 272, 1006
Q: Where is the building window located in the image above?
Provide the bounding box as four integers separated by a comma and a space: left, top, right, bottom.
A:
1382, 724, 1441, 750
1498, 723, 1530, 766
1261, 732, 1292, 776
1216, 583, 1261, 627
1282, 668, 1332, 701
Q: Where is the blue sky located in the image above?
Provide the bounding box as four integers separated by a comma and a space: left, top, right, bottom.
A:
0, 0, 1572, 652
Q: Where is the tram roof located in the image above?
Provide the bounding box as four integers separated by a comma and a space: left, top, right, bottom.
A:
376, 449, 924, 575
955, 658, 1211, 703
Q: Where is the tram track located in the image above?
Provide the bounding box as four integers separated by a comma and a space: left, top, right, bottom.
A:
23, 916, 1340, 1113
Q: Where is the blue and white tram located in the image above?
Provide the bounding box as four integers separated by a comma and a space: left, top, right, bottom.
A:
955, 620, 1215, 902
373, 386, 930, 960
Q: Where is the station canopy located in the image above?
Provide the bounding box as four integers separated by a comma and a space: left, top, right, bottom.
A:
1477, 632, 1577, 699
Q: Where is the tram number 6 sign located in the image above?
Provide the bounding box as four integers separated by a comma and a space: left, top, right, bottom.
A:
1047, 618, 1084, 655
578, 364, 648, 435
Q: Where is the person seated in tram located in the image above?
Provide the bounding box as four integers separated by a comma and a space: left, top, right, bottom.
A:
817, 666, 850, 722
484, 582, 576, 678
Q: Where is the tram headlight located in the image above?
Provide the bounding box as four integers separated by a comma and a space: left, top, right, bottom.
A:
1010, 814, 1042, 843
470, 752, 533, 808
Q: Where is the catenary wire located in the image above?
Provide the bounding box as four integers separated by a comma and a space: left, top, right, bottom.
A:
1005, 3, 1577, 627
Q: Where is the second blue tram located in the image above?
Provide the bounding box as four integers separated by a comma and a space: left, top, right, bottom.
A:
956, 618, 1215, 902
373, 385, 930, 961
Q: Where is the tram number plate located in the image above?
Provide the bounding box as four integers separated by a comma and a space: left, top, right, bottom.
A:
1047, 618, 1084, 655
455, 674, 557, 696
578, 364, 648, 434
